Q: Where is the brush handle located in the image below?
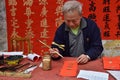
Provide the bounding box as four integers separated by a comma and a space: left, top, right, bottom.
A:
38, 40, 64, 58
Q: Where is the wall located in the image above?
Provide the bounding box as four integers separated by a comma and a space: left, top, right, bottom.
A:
0, 0, 7, 51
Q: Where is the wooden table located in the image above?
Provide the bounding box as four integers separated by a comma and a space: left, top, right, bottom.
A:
0, 57, 116, 80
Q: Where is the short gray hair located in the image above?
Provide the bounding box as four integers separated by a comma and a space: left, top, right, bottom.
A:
62, 0, 83, 15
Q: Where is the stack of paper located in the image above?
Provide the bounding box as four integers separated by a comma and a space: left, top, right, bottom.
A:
59, 60, 78, 76
0, 51, 23, 55
77, 70, 109, 80
107, 70, 120, 80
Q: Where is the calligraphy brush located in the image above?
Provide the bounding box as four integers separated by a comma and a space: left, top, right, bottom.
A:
38, 40, 64, 58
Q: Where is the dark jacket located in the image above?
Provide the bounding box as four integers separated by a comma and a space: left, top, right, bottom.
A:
51, 17, 103, 60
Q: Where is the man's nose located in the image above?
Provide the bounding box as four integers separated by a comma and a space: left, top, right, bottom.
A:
69, 21, 74, 26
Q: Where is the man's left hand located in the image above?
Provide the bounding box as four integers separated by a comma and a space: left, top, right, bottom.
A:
76, 54, 90, 64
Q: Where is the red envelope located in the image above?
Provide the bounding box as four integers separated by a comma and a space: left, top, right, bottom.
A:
59, 61, 78, 76
102, 56, 120, 70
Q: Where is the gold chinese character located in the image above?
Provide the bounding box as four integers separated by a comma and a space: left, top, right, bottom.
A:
56, 0, 64, 5
55, 5, 63, 16
8, 0, 17, 6
40, 28, 49, 38
40, 18, 48, 28
39, 0, 48, 6
23, 0, 33, 6
10, 6, 17, 16
25, 18, 33, 28
24, 7, 34, 17
25, 29, 34, 38
40, 6, 48, 17
11, 17, 19, 28
55, 16, 63, 27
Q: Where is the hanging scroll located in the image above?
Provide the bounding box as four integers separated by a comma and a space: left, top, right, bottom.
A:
5, 0, 120, 55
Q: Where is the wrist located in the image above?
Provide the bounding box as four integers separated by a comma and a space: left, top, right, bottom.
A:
86, 55, 90, 60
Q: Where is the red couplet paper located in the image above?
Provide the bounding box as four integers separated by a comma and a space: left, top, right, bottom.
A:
102, 56, 120, 70
59, 60, 78, 76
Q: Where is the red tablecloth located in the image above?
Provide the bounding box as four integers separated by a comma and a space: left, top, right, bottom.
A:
0, 57, 115, 80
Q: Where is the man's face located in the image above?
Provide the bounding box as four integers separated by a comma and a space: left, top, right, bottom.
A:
64, 10, 81, 29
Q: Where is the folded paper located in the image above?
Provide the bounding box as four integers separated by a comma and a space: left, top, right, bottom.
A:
59, 60, 78, 76
102, 56, 120, 70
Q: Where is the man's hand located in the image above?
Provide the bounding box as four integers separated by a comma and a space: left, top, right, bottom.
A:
49, 48, 60, 58
76, 54, 90, 64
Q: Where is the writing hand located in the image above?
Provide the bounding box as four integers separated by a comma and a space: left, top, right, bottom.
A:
49, 48, 60, 58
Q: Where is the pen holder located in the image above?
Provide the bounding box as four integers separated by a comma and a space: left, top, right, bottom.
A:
42, 54, 51, 70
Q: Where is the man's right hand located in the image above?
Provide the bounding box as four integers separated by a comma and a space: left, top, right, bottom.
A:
49, 48, 60, 58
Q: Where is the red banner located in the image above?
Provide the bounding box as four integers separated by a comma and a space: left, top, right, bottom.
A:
5, 0, 120, 55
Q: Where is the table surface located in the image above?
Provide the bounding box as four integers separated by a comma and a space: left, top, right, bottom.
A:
0, 57, 116, 80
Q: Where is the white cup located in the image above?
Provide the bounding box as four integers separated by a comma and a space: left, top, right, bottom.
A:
27, 53, 40, 62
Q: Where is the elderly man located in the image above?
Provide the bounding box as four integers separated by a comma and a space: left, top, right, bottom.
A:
49, 0, 103, 64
